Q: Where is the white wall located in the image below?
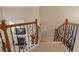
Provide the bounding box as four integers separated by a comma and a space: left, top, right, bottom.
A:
39, 6, 79, 52
0, 6, 39, 24
0, 7, 40, 51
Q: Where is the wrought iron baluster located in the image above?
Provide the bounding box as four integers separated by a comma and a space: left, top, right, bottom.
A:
66, 24, 72, 50
15, 26, 20, 52
23, 25, 27, 51
69, 25, 75, 51
71, 25, 78, 51
68, 24, 73, 51
20, 26, 24, 52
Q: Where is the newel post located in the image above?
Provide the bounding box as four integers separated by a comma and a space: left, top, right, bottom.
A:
63, 19, 68, 44
35, 19, 38, 44
1, 20, 11, 52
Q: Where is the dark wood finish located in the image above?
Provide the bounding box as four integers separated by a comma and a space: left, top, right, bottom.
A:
35, 19, 38, 44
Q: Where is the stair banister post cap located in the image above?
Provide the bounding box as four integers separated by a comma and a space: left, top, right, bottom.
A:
65, 18, 68, 25
2, 19, 6, 24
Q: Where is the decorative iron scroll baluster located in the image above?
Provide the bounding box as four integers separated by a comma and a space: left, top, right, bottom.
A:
20, 26, 24, 52
71, 25, 78, 51
20, 26, 25, 52
54, 24, 65, 41
65, 24, 78, 51
15, 26, 20, 52
15, 25, 27, 52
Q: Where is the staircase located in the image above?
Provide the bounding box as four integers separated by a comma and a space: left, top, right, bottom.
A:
0, 18, 78, 52
31, 19, 78, 52
54, 19, 78, 52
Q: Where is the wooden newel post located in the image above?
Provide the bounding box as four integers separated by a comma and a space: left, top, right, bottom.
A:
65, 19, 68, 25
63, 19, 68, 44
35, 19, 38, 44
1, 20, 11, 52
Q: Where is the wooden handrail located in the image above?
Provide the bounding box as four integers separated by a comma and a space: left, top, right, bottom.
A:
35, 19, 38, 44
56, 23, 64, 30
6, 22, 36, 28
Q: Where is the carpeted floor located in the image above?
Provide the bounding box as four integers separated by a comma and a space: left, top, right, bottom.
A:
30, 36, 67, 52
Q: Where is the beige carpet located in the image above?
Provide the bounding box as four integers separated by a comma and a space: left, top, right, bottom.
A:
30, 36, 67, 52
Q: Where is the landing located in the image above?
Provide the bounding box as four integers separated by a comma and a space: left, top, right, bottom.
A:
30, 36, 67, 52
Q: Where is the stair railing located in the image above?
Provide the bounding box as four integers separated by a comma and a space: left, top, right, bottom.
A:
0, 19, 40, 52
54, 19, 78, 52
